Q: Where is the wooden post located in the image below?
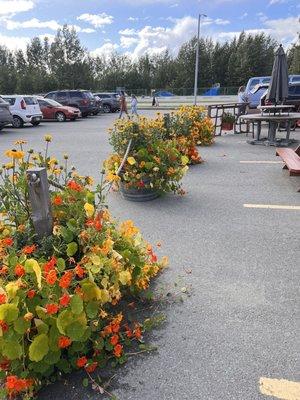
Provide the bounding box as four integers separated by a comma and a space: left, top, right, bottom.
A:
26, 167, 53, 239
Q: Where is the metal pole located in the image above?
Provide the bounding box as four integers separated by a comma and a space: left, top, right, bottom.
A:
194, 14, 206, 106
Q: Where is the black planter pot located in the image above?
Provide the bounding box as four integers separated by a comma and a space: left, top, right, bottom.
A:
120, 182, 160, 202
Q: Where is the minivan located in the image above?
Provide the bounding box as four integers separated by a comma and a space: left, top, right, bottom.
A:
44, 90, 96, 117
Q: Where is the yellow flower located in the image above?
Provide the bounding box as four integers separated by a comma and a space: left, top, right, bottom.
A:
4, 162, 13, 170
4, 149, 24, 160
84, 203, 95, 218
85, 176, 94, 186
14, 139, 27, 145
119, 270, 132, 285
127, 157, 136, 165
44, 134, 52, 142
120, 220, 139, 237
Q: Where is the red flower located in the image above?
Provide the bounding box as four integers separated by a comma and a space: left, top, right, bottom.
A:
59, 270, 73, 289
85, 361, 98, 373
59, 293, 70, 307
43, 256, 57, 274
45, 269, 57, 285
113, 344, 123, 358
2, 238, 13, 246
0, 358, 10, 371
67, 180, 82, 192
75, 265, 85, 279
14, 264, 25, 277
46, 303, 59, 315
58, 336, 72, 349
0, 266, 8, 275
0, 294, 7, 304
133, 325, 142, 340
0, 320, 9, 333
137, 180, 145, 188
22, 244, 36, 255
27, 289, 36, 299
53, 195, 63, 206
76, 356, 87, 368
5, 376, 33, 395
111, 323, 120, 333
110, 334, 119, 346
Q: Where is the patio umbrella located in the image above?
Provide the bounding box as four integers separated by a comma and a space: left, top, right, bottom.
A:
266, 44, 289, 104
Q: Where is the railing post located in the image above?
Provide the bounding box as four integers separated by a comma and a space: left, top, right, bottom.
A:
26, 167, 53, 239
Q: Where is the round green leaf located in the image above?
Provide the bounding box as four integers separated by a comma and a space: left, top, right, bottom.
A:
29, 333, 49, 362
70, 295, 83, 315
67, 242, 78, 257
66, 321, 85, 341
3, 340, 22, 360
0, 304, 19, 323
56, 310, 74, 334
14, 317, 30, 334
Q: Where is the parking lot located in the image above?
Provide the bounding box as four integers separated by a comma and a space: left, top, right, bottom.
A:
1, 112, 299, 400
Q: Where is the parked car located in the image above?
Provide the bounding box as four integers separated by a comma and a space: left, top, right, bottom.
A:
2, 95, 43, 128
44, 90, 96, 117
93, 95, 104, 115
0, 96, 13, 131
93, 93, 120, 113
244, 75, 300, 108
36, 97, 81, 121
259, 82, 300, 111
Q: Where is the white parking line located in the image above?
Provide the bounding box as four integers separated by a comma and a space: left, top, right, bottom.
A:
244, 204, 300, 210
240, 161, 283, 164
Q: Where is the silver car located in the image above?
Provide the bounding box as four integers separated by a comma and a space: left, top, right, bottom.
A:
93, 93, 120, 113
0, 97, 13, 131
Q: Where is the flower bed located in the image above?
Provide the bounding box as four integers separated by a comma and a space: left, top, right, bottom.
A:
0, 138, 167, 398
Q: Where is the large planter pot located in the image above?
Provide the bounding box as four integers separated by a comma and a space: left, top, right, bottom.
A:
120, 181, 160, 202
221, 122, 234, 131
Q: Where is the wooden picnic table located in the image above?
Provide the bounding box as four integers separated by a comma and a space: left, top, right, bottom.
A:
257, 104, 295, 115
239, 112, 300, 147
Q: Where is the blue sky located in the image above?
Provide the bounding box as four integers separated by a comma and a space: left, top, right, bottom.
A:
0, 0, 298, 57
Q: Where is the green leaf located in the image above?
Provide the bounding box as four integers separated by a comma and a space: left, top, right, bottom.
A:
56, 359, 71, 373
67, 242, 78, 257
35, 318, 49, 334
70, 295, 83, 315
67, 219, 77, 232
66, 321, 85, 341
57, 258, 66, 272
3, 340, 22, 360
44, 350, 61, 365
82, 378, 89, 388
29, 333, 49, 362
0, 304, 19, 323
86, 301, 99, 318
56, 310, 74, 334
61, 227, 74, 243
14, 317, 30, 334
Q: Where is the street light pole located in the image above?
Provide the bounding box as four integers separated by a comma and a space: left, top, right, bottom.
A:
194, 13, 207, 106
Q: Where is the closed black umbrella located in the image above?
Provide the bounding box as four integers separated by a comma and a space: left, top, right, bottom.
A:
266, 44, 289, 105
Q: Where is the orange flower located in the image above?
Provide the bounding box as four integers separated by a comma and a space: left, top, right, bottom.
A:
0, 321, 9, 333
75, 265, 85, 278
2, 238, 13, 246
0, 266, 8, 275
22, 244, 36, 255
0, 294, 7, 304
59, 293, 70, 307
110, 334, 119, 346
133, 325, 142, 340
59, 270, 73, 289
43, 256, 57, 274
85, 361, 98, 373
113, 343, 123, 358
58, 336, 72, 349
76, 356, 87, 368
74, 285, 84, 298
111, 323, 120, 333
67, 180, 82, 192
14, 264, 25, 277
46, 303, 59, 315
5, 376, 33, 395
53, 195, 63, 206
27, 289, 35, 299
45, 269, 57, 285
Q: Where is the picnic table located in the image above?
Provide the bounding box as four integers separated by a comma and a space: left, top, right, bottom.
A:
257, 104, 295, 115
239, 112, 300, 147
207, 102, 249, 135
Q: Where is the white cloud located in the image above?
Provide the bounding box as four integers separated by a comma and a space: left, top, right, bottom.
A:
269, 0, 287, 4
77, 13, 113, 28
240, 12, 248, 19
119, 28, 138, 36
91, 42, 119, 57
128, 17, 139, 21
0, 32, 30, 50
0, 0, 34, 15
120, 36, 139, 48
69, 24, 96, 33
4, 17, 60, 31
214, 18, 230, 25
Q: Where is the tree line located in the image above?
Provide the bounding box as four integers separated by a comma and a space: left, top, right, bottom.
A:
0, 25, 299, 95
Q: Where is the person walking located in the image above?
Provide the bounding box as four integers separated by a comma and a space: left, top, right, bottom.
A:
151, 91, 159, 107
119, 91, 129, 119
131, 94, 138, 116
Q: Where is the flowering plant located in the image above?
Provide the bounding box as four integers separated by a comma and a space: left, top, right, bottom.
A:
0, 137, 167, 398
105, 117, 188, 194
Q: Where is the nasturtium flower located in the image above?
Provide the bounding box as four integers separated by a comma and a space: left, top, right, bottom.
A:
46, 303, 59, 314
113, 343, 123, 358
119, 270, 132, 285
127, 157, 136, 165
84, 202, 95, 218
58, 336, 72, 349
76, 356, 87, 368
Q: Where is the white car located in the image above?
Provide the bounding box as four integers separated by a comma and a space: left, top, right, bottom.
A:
2, 95, 43, 128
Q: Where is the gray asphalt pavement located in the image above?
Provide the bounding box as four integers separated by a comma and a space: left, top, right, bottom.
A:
0, 113, 299, 400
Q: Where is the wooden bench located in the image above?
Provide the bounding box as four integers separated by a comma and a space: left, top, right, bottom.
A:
276, 145, 300, 176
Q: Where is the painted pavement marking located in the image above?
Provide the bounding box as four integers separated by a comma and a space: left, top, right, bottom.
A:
240, 160, 283, 164
244, 204, 300, 210
259, 377, 300, 400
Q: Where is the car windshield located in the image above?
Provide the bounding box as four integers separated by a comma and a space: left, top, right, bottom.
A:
83, 91, 94, 99
44, 99, 62, 107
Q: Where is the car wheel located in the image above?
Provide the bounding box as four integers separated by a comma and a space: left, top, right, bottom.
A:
103, 104, 111, 113
56, 112, 66, 122
31, 121, 40, 126
70, 118, 77, 121
93, 112, 99, 115
82, 113, 88, 118
12, 116, 24, 128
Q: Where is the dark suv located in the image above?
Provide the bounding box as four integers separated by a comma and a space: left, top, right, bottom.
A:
44, 90, 96, 117
93, 93, 120, 113
0, 96, 13, 130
